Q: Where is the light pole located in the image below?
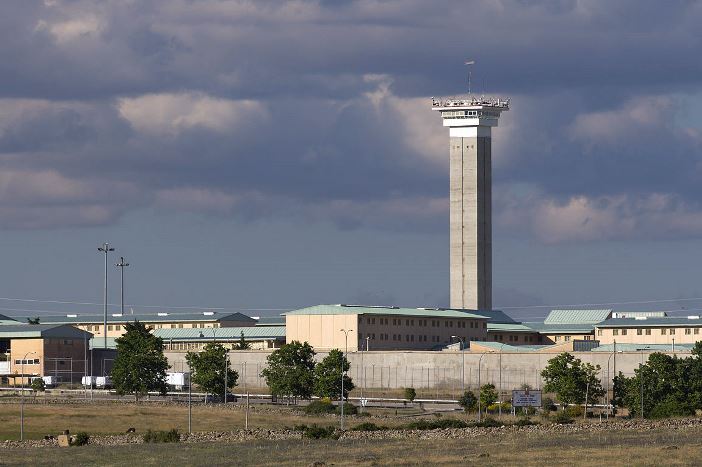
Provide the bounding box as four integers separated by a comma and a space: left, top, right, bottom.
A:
224, 350, 228, 404
451, 336, 465, 395
115, 257, 129, 316
498, 343, 506, 418
98, 243, 115, 349
606, 351, 618, 419
361, 336, 370, 403
340, 329, 353, 430
20, 351, 38, 441
477, 352, 487, 422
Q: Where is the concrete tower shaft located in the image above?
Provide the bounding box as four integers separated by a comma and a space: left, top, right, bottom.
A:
432, 97, 509, 311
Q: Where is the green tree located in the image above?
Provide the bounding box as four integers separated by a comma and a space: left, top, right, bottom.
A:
313, 349, 354, 400
186, 343, 238, 398
31, 378, 46, 400
480, 383, 498, 410
404, 387, 417, 403
111, 321, 169, 400
541, 352, 605, 409
261, 341, 316, 401
27, 317, 40, 325
234, 332, 251, 350
458, 390, 477, 412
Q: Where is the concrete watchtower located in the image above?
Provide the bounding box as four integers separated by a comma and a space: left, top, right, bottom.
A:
432, 95, 509, 311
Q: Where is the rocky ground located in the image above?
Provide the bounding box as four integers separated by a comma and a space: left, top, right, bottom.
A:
3, 417, 702, 449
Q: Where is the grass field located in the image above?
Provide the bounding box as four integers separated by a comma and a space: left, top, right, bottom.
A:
2, 425, 701, 466
0, 402, 427, 441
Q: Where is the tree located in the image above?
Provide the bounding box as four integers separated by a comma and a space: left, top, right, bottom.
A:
480, 383, 498, 410
31, 378, 45, 401
186, 343, 238, 398
313, 349, 354, 400
27, 317, 40, 325
404, 387, 417, 403
541, 352, 604, 409
459, 390, 477, 412
261, 341, 316, 401
233, 331, 251, 350
111, 321, 169, 400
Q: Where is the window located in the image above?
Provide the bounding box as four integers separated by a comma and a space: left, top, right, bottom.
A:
107, 325, 113, 331
411, 335, 415, 342
670, 328, 675, 335
410, 320, 414, 326
695, 329, 700, 335
646, 329, 651, 335
686, 328, 692, 335
598, 329, 603, 336
171, 324, 176, 329
483, 323, 487, 328
178, 323, 184, 328
613, 329, 619, 336
621, 329, 627, 336
406, 319, 410, 326
565, 336, 571, 341
445, 321, 449, 327
661, 328, 666, 335
637, 329, 643, 335
449, 321, 453, 328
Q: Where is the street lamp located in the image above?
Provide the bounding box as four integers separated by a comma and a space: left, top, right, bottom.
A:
497, 343, 507, 418
115, 257, 129, 316
361, 336, 370, 404
477, 352, 487, 422
98, 243, 115, 349
340, 329, 353, 430
450, 336, 465, 395
20, 351, 38, 441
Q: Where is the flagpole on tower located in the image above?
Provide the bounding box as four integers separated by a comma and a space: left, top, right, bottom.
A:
465, 60, 475, 94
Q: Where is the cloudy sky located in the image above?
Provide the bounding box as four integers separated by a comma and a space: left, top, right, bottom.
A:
1, 0, 702, 320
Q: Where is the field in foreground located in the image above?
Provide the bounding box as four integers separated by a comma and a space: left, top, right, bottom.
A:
2, 425, 702, 466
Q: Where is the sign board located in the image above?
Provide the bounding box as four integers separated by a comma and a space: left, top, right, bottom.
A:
512, 389, 542, 407
360, 398, 368, 407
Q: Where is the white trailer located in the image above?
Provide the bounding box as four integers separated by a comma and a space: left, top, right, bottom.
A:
95, 376, 112, 388
41, 376, 58, 387
166, 372, 190, 390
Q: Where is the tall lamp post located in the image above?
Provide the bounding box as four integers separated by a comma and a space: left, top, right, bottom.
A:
451, 336, 465, 395
498, 343, 506, 418
98, 243, 115, 349
115, 257, 129, 316
477, 352, 487, 422
340, 329, 353, 430
20, 351, 38, 441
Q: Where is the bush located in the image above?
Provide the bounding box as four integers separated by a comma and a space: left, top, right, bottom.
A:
542, 397, 557, 412
458, 391, 477, 412
520, 406, 537, 416
31, 378, 46, 392
514, 418, 538, 427
486, 402, 511, 413
403, 418, 469, 430
564, 405, 584, 418
553, 411, 574, 424
304, 400, 336, 415
404, 387, 417, 402
70, 432, 90, 446
143, 429, 180, 443
301, 424, 339, 439
473, 417, 502, 428
351, 422, 388, 432
335, 402, 358, 415
649, 400, 695, 419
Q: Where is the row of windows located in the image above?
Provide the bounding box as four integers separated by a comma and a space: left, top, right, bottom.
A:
602, 327, 701, 336
87, 322, 220, 332
360, 332, 469, 344
14, 358, 40, 365
492, 334, 539, 343
365, 317, 485, 329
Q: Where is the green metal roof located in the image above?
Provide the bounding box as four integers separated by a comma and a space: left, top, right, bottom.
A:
469, 341, 555, 352
0, 324, 92, 339
524, 322, 597, 334
155, 326, 285, 340
544, 309, 612, 325
0, 314, 18, 325
284, 304, 488, 319
487, 323, 536, 332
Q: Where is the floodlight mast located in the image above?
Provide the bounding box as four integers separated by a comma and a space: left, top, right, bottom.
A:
98, 243, 115, 349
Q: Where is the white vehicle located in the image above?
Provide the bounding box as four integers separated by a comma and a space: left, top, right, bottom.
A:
41, 376, 58, 387
81, 376, 96, 387
95, 376, 112, 389
166, 372, 190, 390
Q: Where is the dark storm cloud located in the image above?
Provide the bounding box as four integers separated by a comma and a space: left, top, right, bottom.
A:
1, 0, 701, 239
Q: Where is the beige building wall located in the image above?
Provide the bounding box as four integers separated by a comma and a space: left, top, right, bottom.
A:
597, 325, 702, 345
78, 321, 223, 338
542, 333, 595, 344
286, 314, 488, 351
9, 338, 44, 385
486, 331, 543, 345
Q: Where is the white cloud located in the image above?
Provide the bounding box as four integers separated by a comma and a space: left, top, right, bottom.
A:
117, 92, 267, 134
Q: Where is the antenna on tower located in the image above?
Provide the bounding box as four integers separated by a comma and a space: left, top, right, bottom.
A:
464, 60, 475, 94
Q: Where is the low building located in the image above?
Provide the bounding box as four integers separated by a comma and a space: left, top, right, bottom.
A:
284, 304, 489, 351
24, 312, 257, 340
0, 324, 93, 385
524, 309, 612, 344
596, 316, 702, 345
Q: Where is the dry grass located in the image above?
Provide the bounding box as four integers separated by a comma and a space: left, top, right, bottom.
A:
2, 426, 702, 466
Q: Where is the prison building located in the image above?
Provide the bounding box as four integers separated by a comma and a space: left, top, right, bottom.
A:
0, 324, 93, 386
596, 316, 702, 346
284, 304, 489, 352
522, 309, 612, 344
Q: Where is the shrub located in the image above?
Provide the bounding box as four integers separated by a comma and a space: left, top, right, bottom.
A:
301, 424, 339, 439
404, 387, 417, 402
143, 429, 180, 443
542, 397, 557, 412
70, 432, 90, 446
403, 418, 469, 430
486, 402, 511, 413
304, 400, 336, 415
351, 422, 388, 432
458, 391, 477, 412
473, 417, 502, 428
335, 402, 358, 415
564, 405, 584, 418
649, 400, 695, 419
553, 411, 574, 424
514, 418, 538, 427
31, 378, 46, 392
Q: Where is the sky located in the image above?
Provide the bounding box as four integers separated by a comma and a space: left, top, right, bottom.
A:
1, 0, 702, 322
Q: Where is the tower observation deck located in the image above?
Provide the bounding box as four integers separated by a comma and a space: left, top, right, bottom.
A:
432, 96, 510, 311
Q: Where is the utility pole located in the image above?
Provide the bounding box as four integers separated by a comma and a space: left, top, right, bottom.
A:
224, 351, 228, 404
340, 329, 353, 430
115, 257, 129, 316
98, 243, 115, 349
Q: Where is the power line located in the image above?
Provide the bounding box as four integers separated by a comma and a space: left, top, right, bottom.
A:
0, 296, 287, 311
497, 297, 702, 310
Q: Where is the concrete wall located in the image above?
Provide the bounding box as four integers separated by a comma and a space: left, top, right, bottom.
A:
166, 349, 677, 394
450, 135, 491, 310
